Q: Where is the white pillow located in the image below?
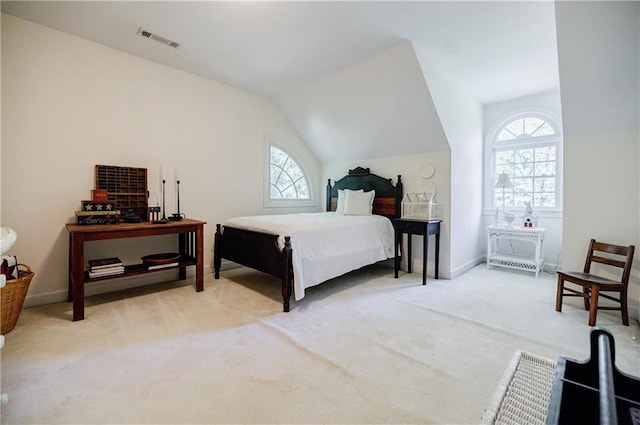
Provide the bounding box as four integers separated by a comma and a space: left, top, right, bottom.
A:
344, 190, 375, 215
336, 189, 363, 214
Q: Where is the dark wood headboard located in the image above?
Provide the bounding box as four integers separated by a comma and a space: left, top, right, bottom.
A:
326, 167, 403, 219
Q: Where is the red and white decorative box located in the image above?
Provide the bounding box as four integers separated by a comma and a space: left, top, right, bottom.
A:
91, 189, 108, 202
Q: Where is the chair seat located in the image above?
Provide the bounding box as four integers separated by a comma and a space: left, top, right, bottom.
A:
558, 271, 622, 289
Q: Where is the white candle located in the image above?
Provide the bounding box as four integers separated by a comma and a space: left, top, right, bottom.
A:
161, 161, 165, 181
175, 163, 179, 181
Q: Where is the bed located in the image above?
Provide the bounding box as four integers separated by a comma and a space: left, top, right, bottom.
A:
213, 167, 403, 311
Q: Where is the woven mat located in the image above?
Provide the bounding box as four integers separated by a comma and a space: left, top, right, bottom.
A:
480, 350, 557, 425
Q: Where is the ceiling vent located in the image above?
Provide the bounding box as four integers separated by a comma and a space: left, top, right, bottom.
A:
136, 27, 180, 49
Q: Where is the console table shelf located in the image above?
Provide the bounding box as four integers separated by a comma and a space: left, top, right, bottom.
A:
66, 219, 206, 321
83, 256, 197, 282
487, 225, 545, 277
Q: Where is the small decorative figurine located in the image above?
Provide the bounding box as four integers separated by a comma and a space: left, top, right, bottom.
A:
521, 201, 539, 227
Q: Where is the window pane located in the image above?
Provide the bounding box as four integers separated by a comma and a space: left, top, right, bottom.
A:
534, 177, 556, 192
514, 148, 533, 163
276, 174, 293, 192
535, 161, 556, 176
514, 162, 533, 177
524, 117, 545, 136
269, 145, 310, 200
496, 164, 513, 175
503, 191, 514, 207
513, 175, 533, 207
270, 147, 288, 167
494, 192, 501, 207
534, 193, 555, 208
513, 178, 533, 192
495, 150, 514, 165
284, 160, 303, 182
496, 190, 513, 207
281, 185, 298, 198
535, 146, 556, 161
533, 122, 555, 136
296, 182, 309, 198
497, 129, 516, 141
514, 192, 532, 207
505, 119, 524, 137
270, 164, 281, 183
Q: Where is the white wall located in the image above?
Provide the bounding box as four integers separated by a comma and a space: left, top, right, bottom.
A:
0, 13, 2, 229
555, 2, 640, 315
415, 44, 485, 278
298, 41, 455, 279
482, 90, 563, 271
1, 14, 321, 307
323, 152, 451, 278
277, 42, 449, 163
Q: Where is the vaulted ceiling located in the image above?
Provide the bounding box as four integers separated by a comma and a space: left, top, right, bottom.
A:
2, 1, 560, 161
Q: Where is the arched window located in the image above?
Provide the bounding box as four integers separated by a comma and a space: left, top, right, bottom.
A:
488, 113, 562, 210
496, 116, 555, 141
269, 145, 310, 200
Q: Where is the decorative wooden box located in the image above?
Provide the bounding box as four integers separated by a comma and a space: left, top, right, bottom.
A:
95, 165, 148, 222
75, 211, 121, 225
91, 189, 108, 201
81, 201, 116, 212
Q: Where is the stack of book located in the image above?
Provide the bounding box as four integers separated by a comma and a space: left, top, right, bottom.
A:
87, 257, 125, 278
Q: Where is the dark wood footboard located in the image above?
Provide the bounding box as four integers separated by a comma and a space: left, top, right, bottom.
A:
214, 224, 293, 312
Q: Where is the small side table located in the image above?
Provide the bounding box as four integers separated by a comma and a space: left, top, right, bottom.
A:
486, 225, 545, 277
393, 218, 441, 285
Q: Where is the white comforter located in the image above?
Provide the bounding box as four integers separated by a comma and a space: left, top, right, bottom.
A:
224, 212, 395, 300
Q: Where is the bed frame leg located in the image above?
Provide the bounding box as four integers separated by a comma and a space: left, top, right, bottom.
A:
214, 224, 222, 279
282, 278, 292, 312
282, 236, 293, 312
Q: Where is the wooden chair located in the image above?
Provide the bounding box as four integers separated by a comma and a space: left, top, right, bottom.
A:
555, 239, 635, 326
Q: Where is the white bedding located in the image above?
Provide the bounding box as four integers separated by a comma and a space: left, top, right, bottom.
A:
224, 212, 395, 301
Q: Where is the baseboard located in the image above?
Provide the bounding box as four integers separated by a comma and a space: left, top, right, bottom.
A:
407, 255, 483, 280
450, 256, 484, 279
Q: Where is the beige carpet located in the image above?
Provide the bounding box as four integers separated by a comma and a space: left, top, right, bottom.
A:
2, 264, 639, 424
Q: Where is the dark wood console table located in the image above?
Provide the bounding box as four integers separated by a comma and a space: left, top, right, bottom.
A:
66, 218, 206, 321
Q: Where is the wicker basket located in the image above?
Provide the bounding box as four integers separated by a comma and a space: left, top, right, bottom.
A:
1, 264, 34, 334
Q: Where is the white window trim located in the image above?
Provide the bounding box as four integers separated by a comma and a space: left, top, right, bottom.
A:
483, 109, 564, 215
264, 136, 315, 208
